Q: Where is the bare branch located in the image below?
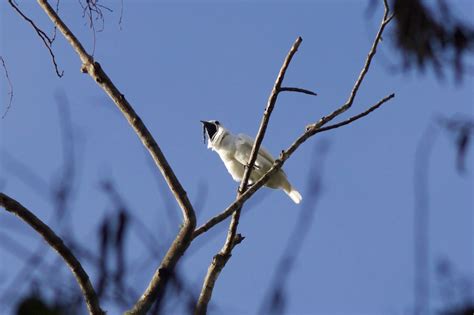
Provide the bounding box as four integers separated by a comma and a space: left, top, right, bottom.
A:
195, 37, 303, 314
239, 36, 303, 195
193, 93, 394, 239
7, 0, 64, 77
311, 93, 395, 133
78, 0, 111, 56
0, 193, 104, 315
0, 56, 14, 118
306, 0, 392, 131
119, 0, 124, 29
279, 87, 317, 96
33, 1, 197, 313
35, 0, 195, 221
193, 2, 394, 239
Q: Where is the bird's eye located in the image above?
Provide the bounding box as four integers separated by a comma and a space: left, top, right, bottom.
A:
215, 121, 220, 125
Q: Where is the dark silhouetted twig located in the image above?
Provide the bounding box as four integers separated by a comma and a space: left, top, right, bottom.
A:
78, 0, 112, 55
7, 0, 63, 77
438, 116, 474, 174
0, 56, 14, 118
279, 87, 317, 96
119, 0, 124, 29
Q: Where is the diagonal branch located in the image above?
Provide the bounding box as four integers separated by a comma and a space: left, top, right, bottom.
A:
194, 37, 303, 315
313, 93, 395, 133
35, 0, 195, 222
0, 56, 14, 118
32, 1, 197, 314
193, 0, 394, 240
192, 93, 394, 239
0, 193, 104, 315
306, 0, 392, 131
239, 36, 303, 195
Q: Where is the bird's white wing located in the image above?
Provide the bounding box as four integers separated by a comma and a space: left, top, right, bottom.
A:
234, 133, 275, 170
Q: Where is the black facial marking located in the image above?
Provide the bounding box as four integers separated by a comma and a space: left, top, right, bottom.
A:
201, 120, 218, 144
202, 124, 206, 144
205, 123, 217, 140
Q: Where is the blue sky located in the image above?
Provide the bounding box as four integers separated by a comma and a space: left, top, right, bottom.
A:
1, 1, 473, 314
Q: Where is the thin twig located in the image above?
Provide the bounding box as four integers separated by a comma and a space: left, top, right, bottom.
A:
33, 1, 196, 314
0, 193, 105, 315
0, 56, 14, 118
306, 0, 392, 131
7, 0, 63, 77
194, 36, 303, 315
193, 1, 394, 239
312, 93, 395, 133
280, 86, 317, 96
119, 0, 124, 30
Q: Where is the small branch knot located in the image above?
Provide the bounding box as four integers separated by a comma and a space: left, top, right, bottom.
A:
80, 63, 88, 73
232, 233, 245, 248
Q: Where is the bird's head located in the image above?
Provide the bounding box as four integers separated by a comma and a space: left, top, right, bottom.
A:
200, 120, 225, 149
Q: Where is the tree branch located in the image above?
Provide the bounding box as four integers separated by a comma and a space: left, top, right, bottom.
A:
312, 93, 395, 133
33, 1, 197, 314
192, 93, 394, 240
306, 0, 392, 131
0, 56, 14, 118
279, 87, 317, 96
195, 36, 303, 315
193, 1, 394, 240
7, 0, 63, 77
0, 193, 104, 315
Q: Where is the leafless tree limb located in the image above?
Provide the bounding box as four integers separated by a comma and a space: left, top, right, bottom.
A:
33, 1, 197, 314
311, 93, 395, 133
193, 0, 394, 240
195, 3, 392, 306
0, 56, 14, 118
78, 0, 111, 56
35, 0, 195, 223
119, 0, 124, 29
7, 0, 63, 77
195, 36, 304, 315
0, 193, 104, 315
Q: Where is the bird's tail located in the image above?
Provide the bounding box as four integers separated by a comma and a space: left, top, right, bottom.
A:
285, 187, 302, 204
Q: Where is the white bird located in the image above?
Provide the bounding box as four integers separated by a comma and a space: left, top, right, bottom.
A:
201, 120, 302, 204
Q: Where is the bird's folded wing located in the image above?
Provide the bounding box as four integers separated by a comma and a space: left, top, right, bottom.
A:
234, 134, 275, 170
